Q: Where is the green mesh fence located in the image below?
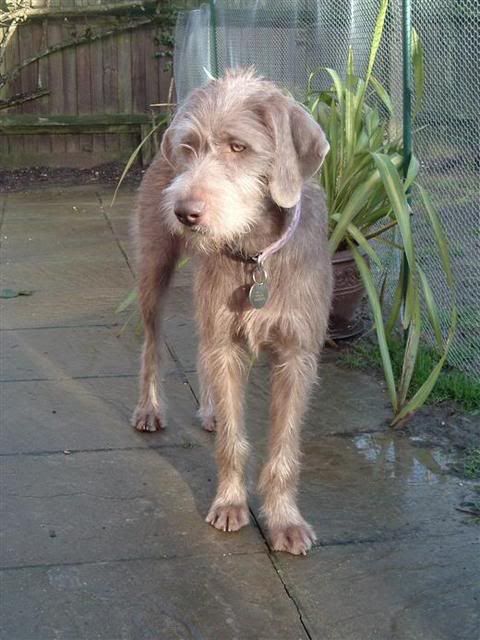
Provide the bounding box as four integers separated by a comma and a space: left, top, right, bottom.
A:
174, 0, 480, 379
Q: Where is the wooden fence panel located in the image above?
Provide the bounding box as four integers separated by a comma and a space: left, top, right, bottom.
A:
48, 21, 66, 155
0, 7, 177, 168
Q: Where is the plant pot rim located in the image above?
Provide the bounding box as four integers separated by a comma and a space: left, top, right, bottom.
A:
332, 247, 359, 263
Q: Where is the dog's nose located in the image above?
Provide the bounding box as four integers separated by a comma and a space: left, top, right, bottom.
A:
174, 199, 205, 226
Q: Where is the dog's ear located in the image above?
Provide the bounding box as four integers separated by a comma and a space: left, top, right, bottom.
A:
160, 123, 175, 166
267, 98, 329, 208
160, 103, 188, 166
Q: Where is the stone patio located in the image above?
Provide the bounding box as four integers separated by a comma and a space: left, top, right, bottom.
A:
1, 185, 478, 640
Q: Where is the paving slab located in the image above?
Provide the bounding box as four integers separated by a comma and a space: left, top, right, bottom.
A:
0, 260, 133, 329
1, 447, 264, 569
103, 201, 136, 219
1, 218, 122, 263
0, 554, 308, 640
3, 185, 109, 205
0, 368, 205, 455
275, 526, 479, 640
246, 363, 392, 438
2, 202, 103, 223
1, 326, 140, 381
104, 213, 131, 247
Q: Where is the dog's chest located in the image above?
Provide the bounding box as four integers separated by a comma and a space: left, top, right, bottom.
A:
193, 258, 284, 347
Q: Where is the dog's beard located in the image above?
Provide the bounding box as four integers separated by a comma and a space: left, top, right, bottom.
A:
182, 224, 253, 255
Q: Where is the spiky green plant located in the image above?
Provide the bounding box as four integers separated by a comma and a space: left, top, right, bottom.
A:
305, 0, 457, 425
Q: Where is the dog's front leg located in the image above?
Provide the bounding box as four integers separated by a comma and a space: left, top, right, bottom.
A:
132, 232, 182, 432
202, 340, 251, 532
197, 355, 217, 432
259, 348, 318, 555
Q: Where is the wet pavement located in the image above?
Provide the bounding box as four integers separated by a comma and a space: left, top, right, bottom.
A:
1, 186, 479, 640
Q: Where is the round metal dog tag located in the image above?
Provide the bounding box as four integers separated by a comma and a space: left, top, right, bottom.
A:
249, 282, 269, 308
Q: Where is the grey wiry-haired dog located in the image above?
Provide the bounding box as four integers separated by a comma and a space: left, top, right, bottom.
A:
132, 69, 332, 555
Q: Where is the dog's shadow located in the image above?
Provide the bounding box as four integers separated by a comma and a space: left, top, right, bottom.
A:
137, 363, 272, 544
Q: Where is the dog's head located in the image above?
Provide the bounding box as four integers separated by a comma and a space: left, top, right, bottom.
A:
160, 68, 329, 248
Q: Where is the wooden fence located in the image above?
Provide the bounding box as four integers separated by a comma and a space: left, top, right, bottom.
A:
0, 1, 191, 168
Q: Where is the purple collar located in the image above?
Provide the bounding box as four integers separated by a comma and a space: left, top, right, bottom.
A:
225, 200, 302, 265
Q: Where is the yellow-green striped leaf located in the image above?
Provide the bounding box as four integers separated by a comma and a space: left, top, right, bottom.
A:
350, 243, 398, 412
372, 153, 416, 270
412, 27, 425, 116
116, 288, 137, 314
111, 116, 167, 206
346, 223, 383, 268
417, 184, 454, 287
370, 75, 393, 115
365, 0, 389, 88
418, 266, 443, 349
399, 286, 421, 405
391, 310, 458, 426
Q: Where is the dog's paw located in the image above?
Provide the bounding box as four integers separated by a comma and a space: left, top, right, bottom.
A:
269, 521, 316, 556
206, 503, 250, 532
132, 405, 165, 433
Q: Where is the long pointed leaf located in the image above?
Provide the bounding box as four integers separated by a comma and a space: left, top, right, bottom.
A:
417, 184, 454, 286
399, 282, 421, 405
350, 244, 398, 411
402, 272, 416, 330
404, 154, 420, 191
365, 0, 389, 88
333, 152, 373, 207
386, 266, 404, 336
364, 219, 398, 240
391, 310, 458, 425
412, 27, 425, 116
372, 153, 415, 269
323, 68, 345, 111
418, 266, 443, 349
346, 223, 383, 268
116, 288, 137, 314
111, 116, 167, 206
345, 48, 356, 163
370, 75, 393, 115
329, 166, 386, 252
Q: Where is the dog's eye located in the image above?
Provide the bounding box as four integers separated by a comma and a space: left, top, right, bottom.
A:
230, 142, 246, 153
179, 144, 195, 156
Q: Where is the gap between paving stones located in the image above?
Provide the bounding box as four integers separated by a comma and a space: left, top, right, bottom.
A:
97, 191, 134, 274
0, 548, 267, 573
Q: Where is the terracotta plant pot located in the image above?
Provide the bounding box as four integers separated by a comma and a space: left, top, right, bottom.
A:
329, 248, 366, 340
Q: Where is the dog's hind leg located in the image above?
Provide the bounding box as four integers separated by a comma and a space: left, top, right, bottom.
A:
132, 231, 182, 432
259, 347, 318, 555
202, 340, 251, 532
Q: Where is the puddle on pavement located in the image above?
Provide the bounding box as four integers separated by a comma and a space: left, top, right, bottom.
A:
351, 432, 453, 483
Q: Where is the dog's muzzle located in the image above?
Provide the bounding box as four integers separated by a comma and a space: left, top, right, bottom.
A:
174, 199, 205, 227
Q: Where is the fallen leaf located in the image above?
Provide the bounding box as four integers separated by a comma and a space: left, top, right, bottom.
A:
0, 288, 34, 299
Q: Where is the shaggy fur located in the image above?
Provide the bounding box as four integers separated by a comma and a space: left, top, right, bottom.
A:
132, 69, 333, 555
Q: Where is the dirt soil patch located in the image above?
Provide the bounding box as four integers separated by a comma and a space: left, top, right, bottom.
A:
0, 162, 143, 193
399, 404, 480, 453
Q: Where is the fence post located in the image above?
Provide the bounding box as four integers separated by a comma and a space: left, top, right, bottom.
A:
401, 0, 413, 335
209, 0, 219, 78
402, 0, 412, 175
